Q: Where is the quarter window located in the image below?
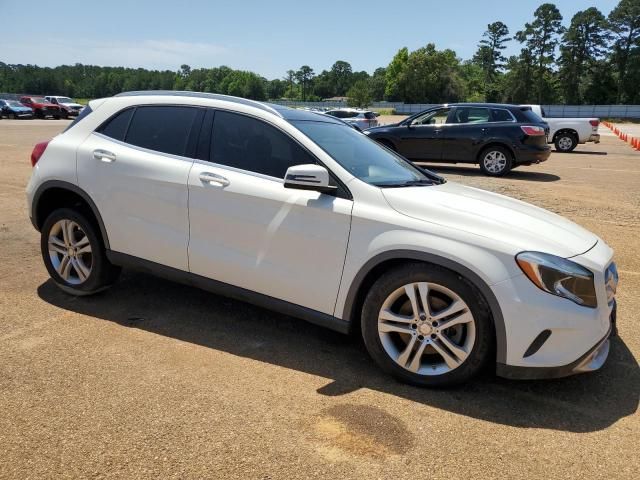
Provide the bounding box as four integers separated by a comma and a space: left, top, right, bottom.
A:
97, 108, 134, 141
125, 106, 199, 156
490, 109, 515, 122
210, 110, 316, 179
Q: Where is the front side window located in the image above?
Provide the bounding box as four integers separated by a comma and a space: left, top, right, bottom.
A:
211, 110, 316, 179
450, 107, 490, 124
294, 121, 434, 187
410, 108, 451, 126
125, 106, 199, 157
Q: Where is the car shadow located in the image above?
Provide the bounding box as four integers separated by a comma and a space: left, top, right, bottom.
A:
417, 164, 561, 182
559, 150, 608, 156
38, 272, 639, 433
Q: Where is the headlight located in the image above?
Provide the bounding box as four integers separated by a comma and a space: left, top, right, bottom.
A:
516, 252, 597, 308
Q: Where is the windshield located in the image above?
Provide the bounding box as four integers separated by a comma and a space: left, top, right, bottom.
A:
293, 120, 436, 187
31, 97, 47, 103
7, 100, 23, 107
56, 97, 73, 103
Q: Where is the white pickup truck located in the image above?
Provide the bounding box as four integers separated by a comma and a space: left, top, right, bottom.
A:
523, 105, 600, 152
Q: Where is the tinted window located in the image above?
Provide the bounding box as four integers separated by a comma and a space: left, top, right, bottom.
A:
97, 108, 134, 141
490, 108, 514, 122
410, 108, 450, 125
364, 112, 376, 119
520, 107, 544, 123
211, 110, 316, 178
125, 106, 198, 156
63, 104, 93, 133
450, 107, 490, 124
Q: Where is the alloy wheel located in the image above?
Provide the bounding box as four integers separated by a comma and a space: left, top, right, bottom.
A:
48, 219, 93, 285
483, 151, 507, 173
377, 282, 476, 376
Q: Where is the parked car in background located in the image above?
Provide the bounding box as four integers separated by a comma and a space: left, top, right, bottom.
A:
365, 103, 551, 176
45, 96, 84, 118
0, 99, 34, 119
523, 105, 600, 152
26, 91, 617, 387
325, 108, 379, 130
20, 96, 63, 119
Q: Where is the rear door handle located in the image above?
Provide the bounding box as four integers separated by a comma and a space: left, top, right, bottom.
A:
93, 149, 116, 163
199, 172, 230, 187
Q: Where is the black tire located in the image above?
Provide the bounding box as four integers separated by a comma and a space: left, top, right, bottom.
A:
12, 113, 19, 120
361, 263, 494, 387
35, 109, 44, 119
41, 208, 120, 296
377, 139, 397, 151
479, 145, 513, 177
554, 132, 577, 152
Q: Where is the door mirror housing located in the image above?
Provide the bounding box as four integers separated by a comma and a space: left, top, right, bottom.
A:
284, 164, 336, 193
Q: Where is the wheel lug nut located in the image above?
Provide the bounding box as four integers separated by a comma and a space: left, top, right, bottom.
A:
418, 335, 424, 341
432, 321, 438, 327
420, 314, 426, 321
411, 324, 417, 329
431, 333, 437, 339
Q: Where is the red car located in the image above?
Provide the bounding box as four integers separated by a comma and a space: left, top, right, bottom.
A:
20, 96, 63, 119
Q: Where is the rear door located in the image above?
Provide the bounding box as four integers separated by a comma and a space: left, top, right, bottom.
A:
396, 107, 450, 161
77, 105, 203, 271
440, 106, 491, 162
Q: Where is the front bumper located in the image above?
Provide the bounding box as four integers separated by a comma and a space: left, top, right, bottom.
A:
497, 307, 614, 380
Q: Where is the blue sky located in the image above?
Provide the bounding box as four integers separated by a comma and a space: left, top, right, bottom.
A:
0, 0, 619, 79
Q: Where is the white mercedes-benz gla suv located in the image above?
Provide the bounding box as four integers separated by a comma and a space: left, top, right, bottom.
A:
26, 91, 618, 386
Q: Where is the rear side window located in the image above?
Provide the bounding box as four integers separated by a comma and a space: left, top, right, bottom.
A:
97, 107, 134, 140
125, 106, 199, 156
450, 107, 490, 124
211, 110, 316, 178
490, 109, 515, 122
364, 112, 376, 119
519, 107, 544, 123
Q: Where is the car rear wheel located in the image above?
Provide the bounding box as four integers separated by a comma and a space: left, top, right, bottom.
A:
479, 146, 512, 176
554, 133, 577, 152
41, 208, 120, 296
361, 263, 493, 387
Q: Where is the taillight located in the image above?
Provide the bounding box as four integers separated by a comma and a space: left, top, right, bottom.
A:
589, 119, 599, 127
521, 125, 545, 136
31, 141, 50, 167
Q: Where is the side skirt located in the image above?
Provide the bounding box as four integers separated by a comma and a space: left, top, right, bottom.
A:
106, 251, 351, 335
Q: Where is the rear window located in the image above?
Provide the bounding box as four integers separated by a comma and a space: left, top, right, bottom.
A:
124, 106, 199, 156
62, 104, 93, 133
364, 112, 376, 119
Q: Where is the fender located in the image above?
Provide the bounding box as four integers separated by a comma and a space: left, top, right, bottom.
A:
341, 249, 508, 363
31, 180, 111, 250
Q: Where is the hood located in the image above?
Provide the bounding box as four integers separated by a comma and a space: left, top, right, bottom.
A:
382, 182, 598, 258
366, 124, 400, 133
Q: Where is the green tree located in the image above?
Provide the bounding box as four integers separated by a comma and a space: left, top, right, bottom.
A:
516, 3, 565, 103
295, 65, 315, 101
384, 47, 409, 100
368, 67, 387, 101
608, 0, 640, 102
473, 21, 511, 101
330, 60, 353, 96
347, 80, 372, 107
559, 7, 610, 104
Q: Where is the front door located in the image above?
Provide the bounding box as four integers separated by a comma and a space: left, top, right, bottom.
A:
396, 107, 451, 161
188, 110, 353, 315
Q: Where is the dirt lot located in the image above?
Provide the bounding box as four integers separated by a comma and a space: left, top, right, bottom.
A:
1, 120, 638, 479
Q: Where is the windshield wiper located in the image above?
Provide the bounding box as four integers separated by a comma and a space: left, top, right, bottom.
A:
376, 179, 435, 188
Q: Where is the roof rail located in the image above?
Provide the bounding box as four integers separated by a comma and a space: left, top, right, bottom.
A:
114, 90, 282, 117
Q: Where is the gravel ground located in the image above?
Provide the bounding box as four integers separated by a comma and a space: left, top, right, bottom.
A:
0, 120, 638, 479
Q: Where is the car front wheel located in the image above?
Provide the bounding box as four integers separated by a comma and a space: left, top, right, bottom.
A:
361, 263, 493, 387
41, 208, 120, 295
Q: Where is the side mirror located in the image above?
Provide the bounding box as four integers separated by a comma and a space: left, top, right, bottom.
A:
284, 164, 336, 193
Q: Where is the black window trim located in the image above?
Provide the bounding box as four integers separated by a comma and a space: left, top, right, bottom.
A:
204, 107, 352, 200
94, 104, 206, 161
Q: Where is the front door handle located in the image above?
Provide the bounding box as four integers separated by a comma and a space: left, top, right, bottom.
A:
93, 149, 116, 163
199, 172, 230, 187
